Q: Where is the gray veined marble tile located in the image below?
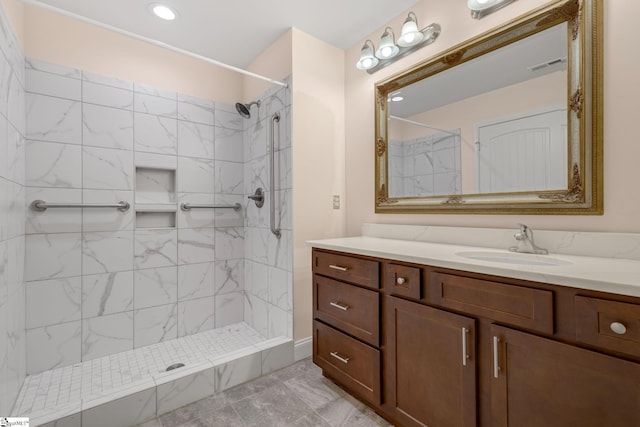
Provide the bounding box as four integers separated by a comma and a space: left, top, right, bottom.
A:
26, 68, 81, 100
25, 233, 82, 281
135, 92, 178, 118
82, 146, 134, 190
82, 271, 134, 318
178, 227, 215, 265
134, 303, 178, 347
178, 99, 214, 125
26, 93, 81, 144
215, 352, 262, 393
215, 160, 244, 195
214, 259, 243, 295
215, 227, 244, 261
178, 93, 214, 109
244, 259, 268, 301
26, 58, 82, 79
156, 366, 216, 414
245, 155, 267, 194
215, 109, 244, 131
177, 193, 215, 229
82, 231, 134, 275
81, 386, 157, 427
26, 276, 82, 329
215, 126, 244, 162
82, 70, 133, 90
215, 291, 244, 328
135, 167, 176, 204
83, 103, 134, 151
177, 156, 215, 194
245, 120, 267, 161
177, 120, 214, 159
178, 262, 215, 301
26, 187, 82, 234
134, 82, 176, 100
26, 140, 82, 188
213, 194, 243, 228
0, 53, 12, 120
134, 266, 178, 309
268, 266, 291, 311
82, 311, 134, 361
26, 321, 81, 375
8, 70, 26, 135
134, 229, 178, 270
82, 80, 133, 109
178, 297, 216, 336
268, 304, 288, 339
82, 189, 135, 232
134, 112, 178, 155
244, 293, 268, 339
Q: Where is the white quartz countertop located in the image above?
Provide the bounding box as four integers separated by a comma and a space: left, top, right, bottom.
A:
307, 236, 640, 298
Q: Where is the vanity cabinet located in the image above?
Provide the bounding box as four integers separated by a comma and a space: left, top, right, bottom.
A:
311, 248, 640, 427
385, 296, 476, 427
312, 250, 382, 405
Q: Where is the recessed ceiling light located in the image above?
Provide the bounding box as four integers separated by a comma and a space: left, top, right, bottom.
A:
150, 3, 177, 21
391, 96, 404, 102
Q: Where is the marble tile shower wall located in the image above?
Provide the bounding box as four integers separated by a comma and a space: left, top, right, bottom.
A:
243, 80, 293, 340
0, 4, 27, 415
24, 59, 248, 376
389, 131, 461, 197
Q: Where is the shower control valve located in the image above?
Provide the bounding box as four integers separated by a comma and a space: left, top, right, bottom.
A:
248, 188, 265, 208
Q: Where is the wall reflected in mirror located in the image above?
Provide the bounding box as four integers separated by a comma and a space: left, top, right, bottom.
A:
387, 22, 568, 198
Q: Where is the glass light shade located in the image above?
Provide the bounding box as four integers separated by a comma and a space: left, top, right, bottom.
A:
356, 40, 379, 70
398, 13, 424, 47
375, 28, 399, 59
467, 0, 499, 10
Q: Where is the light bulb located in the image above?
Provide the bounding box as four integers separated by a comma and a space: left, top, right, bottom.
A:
151, 4, 177, 20
362, 58, 373, 68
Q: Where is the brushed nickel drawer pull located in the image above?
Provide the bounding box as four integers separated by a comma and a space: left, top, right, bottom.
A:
493, 336, 500, 379
396, 277, 406, 285
330, 302, 350, 311
610, 322, 627, 335
462, 327, 469, 367
329, 264, 349, 272
330, 351, 350, 364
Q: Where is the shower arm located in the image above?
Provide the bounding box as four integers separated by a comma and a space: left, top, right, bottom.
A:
270, 113, 282, 239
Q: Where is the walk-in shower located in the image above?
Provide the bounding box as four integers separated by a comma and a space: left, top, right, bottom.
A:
235, 100, 261, 118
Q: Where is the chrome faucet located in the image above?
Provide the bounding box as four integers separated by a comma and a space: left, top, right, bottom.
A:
509, 224, 548, 255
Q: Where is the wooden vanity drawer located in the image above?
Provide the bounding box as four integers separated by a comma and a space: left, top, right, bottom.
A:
313, 250, 379, 289
313, 320, 381, 405
427, 272, 554, 334
386, 263, 422, 300
575, 296, 640, 358
313, 275, 380, 346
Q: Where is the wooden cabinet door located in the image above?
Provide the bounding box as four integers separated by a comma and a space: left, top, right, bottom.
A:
491, 324, 640, 427
385, 296, 477, 427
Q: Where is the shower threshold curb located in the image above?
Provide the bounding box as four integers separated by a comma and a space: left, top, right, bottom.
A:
23, 335, 293, 427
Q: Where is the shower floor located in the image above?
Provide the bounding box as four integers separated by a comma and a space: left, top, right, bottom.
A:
12, 322, 293, 426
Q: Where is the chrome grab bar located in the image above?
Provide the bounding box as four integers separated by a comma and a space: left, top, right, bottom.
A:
31, 200, 130, 212
181, 203, 241, 212
270, 112, 282, 239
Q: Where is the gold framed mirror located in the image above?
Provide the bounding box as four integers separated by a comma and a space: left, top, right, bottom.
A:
375, 0, 602, 214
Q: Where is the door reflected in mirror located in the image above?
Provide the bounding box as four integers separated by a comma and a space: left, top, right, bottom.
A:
387, 22, 568, 198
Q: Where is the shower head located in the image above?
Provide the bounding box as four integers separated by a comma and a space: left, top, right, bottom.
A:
235, 100, 261, 119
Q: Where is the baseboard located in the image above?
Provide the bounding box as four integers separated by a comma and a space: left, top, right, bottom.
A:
294, 337, 312, 361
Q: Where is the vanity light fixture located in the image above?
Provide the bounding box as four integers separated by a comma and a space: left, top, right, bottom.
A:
150, 3, 177, 21
356, 40, 379, 70
375, 27, 400, 59
467, 0, 518, 19
356, 12, 440, 74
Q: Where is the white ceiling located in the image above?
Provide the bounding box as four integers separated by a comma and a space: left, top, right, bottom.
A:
29, 0, 419, 68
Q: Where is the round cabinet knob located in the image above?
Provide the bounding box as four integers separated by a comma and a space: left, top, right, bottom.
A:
396, 277, 406, 285
610, 322, 627, 335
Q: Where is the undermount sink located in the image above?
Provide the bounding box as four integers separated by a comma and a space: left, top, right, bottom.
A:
455, 251, 571, 266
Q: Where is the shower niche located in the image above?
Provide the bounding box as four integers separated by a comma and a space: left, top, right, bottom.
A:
135, 166, 177, 228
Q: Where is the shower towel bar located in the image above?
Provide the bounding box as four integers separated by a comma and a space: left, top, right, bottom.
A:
31, 200, 130, 212
181, 203, 242, 212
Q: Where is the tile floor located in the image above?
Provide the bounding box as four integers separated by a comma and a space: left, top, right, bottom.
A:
15, 322, 267, 416
137, 358, 392, 427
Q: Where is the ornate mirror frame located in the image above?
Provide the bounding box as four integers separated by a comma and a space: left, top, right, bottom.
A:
374, 0, 602, 214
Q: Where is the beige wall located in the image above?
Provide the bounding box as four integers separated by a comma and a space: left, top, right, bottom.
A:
1, 0, 23, 45
345, 0, 640, 234
245, 29, 292, 102
290, 28, 346, 341
22, 4, 243, 103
